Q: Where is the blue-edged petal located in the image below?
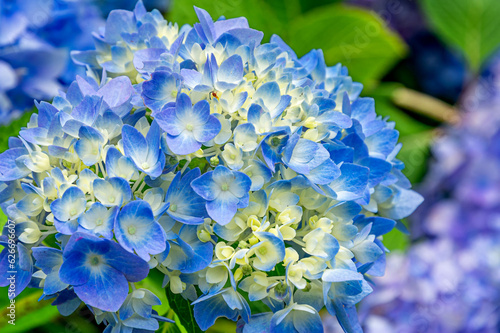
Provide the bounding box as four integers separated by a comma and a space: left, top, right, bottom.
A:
50, 187, 86, 222
73, 263, 129, 312
115, 200, 166, 261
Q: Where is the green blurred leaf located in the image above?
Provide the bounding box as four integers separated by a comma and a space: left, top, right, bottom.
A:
382, 223, 410, 252
0, 209, 6, 231
0, 290, 59, 333
422, 0, 500, 71
165, 288, 202, 333
169, 0, 288, 42
288, 4, 407, 86
0, 110, 34, 152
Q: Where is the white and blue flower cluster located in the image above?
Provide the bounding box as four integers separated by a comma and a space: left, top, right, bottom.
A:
0, 2, 423, 332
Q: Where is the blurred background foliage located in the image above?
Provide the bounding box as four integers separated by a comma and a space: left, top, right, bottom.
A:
2, 0, 500, 331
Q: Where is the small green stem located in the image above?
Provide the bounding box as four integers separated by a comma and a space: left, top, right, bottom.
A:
391, 87, 460, 124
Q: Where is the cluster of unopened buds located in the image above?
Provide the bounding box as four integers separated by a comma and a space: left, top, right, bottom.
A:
0, 2, 423, 332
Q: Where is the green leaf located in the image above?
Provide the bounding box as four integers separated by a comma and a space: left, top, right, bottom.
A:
0, 290, 60, 333
165, 288, 203, 333
288, 4, 407, 86
382, 222, 410, 252
169, 0, 287, 42
421, 0, 500, 71
0, 110, 34, 151
169, 2, 405, 85
397, 130, 434, 184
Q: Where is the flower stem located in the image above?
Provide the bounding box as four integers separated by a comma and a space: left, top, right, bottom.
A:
391, 87, 460, 124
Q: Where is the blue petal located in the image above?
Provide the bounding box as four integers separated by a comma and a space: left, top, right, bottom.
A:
166, 131, 201, 155
206, 194, 239, 225
105, 147, 137, 181
328, 163, 369, 201
307, 159, 340, 185
194, 6, 216, 43
122, 124, 148, 164
50, 187, 86, 222
165, 225, 213, 273
378, 187, 424, 220
73, 263, 129, 312
190, 171, 217, 201
93, 177, 132, 207
194, 115, 221, 143
115, 200, 166, 261
59, 251, 91, 286
142, 71, 180, 112
365, 129, 399, 158
166, 169, 207, 224
0, 148, 30, 181
216, 54, 243, 89
154, 107, 183, 136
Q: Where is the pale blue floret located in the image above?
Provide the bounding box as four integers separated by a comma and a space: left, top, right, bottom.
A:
253, 82, 291, 119
283, 134, 340, 186
155, 93, 221, 155
75, 126, 106, 166
114, 200, 167, 261
0, 147, 31, 181
270, 303, 323, 333
122, 120, 165, 178
50, 187, 87, 234
181, 54, 245, 92
250, 231, 286, 272
119, 288, 162, 320
78, 202, 118, 239
322, 268, 372, 332
105, 147, 138, 181
191, 166, 251, 225
143, 188, 170, 218
93, 177, 132, 207
141, 71, 181, 112
192, 287, 250, 331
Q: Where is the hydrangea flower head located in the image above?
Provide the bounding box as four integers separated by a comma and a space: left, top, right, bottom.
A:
0, 2, 423, 332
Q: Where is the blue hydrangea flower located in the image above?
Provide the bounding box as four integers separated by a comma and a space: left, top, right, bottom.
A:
58, 233, 150, 312
0, 3, 423, 332
50, 187, 87, 234
191, 166, 252, 225
122, 120, 165, 178
115, 200, 167, 261
155, 93, 221, 155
